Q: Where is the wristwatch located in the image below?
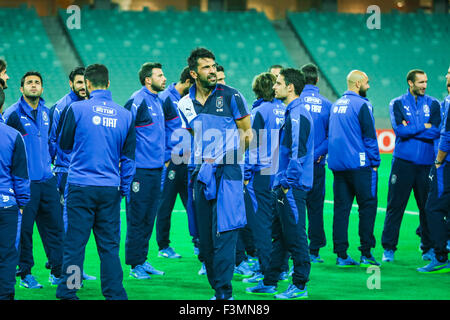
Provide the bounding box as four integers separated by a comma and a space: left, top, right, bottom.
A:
435, 160, 443, 165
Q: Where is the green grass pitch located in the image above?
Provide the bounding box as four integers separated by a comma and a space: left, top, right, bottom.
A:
14, 154, 450, 300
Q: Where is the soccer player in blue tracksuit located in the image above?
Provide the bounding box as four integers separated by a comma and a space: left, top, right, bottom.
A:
47, 67, 96, 281
123, 62, 180, 279
381, 69, 441, 262
56, 64, 135, 300
328, 70, 381, 267
418, 91, 450, 273
3, 71, 64, 289
299, 63, 332, 263
178, 48, 252, 300
242, 72, 285, 283
247, 68, 313, 299
156, 66, 195, 259
0, 86, 30, 300
0, 59, 9, 91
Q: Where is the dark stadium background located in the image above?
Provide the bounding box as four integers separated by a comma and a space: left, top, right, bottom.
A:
1, 0, 449, 300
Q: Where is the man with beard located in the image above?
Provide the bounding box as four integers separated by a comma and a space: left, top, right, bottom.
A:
381, 69, 441, 263
123, 62, 181, 279
327, 70, 380, 267
47, 66, 96, 281
3, 71, 64, 288
177, 47, 252, 300
156, 66, 194, 259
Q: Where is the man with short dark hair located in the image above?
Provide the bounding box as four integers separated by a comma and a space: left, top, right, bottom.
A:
381, 69, 441, 262
123, 62, 180, 279
0, 59, 9, 90
56, 64, 135, 300
299, 63, 332, 263
328, 70, 381, 267
0, 81, 29, 300
3, 71, 64, 289
216, 65, 226, 85
247, 68, 313, 299
178, 47, 252, 300
156, 66, 194, 259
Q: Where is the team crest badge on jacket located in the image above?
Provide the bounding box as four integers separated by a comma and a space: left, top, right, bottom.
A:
132, 181, 140, 193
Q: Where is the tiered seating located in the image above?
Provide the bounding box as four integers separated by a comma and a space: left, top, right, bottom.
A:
288, 10, 450, 119
59, 8, 294, 105
0, 7, 67, 107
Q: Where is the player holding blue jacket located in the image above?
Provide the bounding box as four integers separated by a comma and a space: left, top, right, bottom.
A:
247, 68, 314, 299
56, 64, 136, 300
0, 85, 30, 300
123, 62, 181, 279
381, 69, 441, 262
4, 71, 64, 289
299, 63, 332, 263
178, 48, 253, 300
328, 70, 381, 267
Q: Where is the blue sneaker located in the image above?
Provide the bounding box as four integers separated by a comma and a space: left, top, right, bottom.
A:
336, 256, 359, 267
234, 261, 254, 278
82, 271, 96, 281
49, 274, 62, 286
422, 249, 435, 261
142, 261, 165, 275
360, 255, 381, 267
447, 240, 450, 252
417, 258, 450, 274
210, 295, 234, 300
279, 271, 289, 281
20, 275, 43, 289
242, 272, 264, 284
193, 246, 200, 256
382, 250, 395, 262
274, 284, 308, 299
130, 265, 151, 279
158, 247, 181, 259
198, 263, 207, 276
246, 280, 278, 296
310, 254, 324, 263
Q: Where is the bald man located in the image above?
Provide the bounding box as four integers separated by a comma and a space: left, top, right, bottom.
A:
328, 70, 381, 267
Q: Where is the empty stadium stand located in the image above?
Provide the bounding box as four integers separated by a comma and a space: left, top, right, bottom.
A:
288, 10, 450, 123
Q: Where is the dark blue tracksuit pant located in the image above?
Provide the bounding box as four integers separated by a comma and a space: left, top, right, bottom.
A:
306, 164, 327, 253
425, 163, 450, 262
56, 185, 126, 300
243, 171, 273, 275
382, 157, 432, 252
18, 176, 63, 278
0, 206, 20, 300
332, 167, 378, 256
125, 168, 162, 267
263, 188, 310, 288
156, 161, 189, 250
193, 165, 240, 300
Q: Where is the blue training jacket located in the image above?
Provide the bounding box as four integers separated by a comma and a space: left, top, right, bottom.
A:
328, 90, 380, 171
124, 86, 181, 169
273, 97, 314, 191
59, 90, 136, 197
48, 90, 84, 173
299, 84, 332, 166
434, 96, 449, 158
0, 122, 30, 208
389, 90, 441, 165
244, 98, 285, 181
3, 96, 54, 181
438, 94, 450, 163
